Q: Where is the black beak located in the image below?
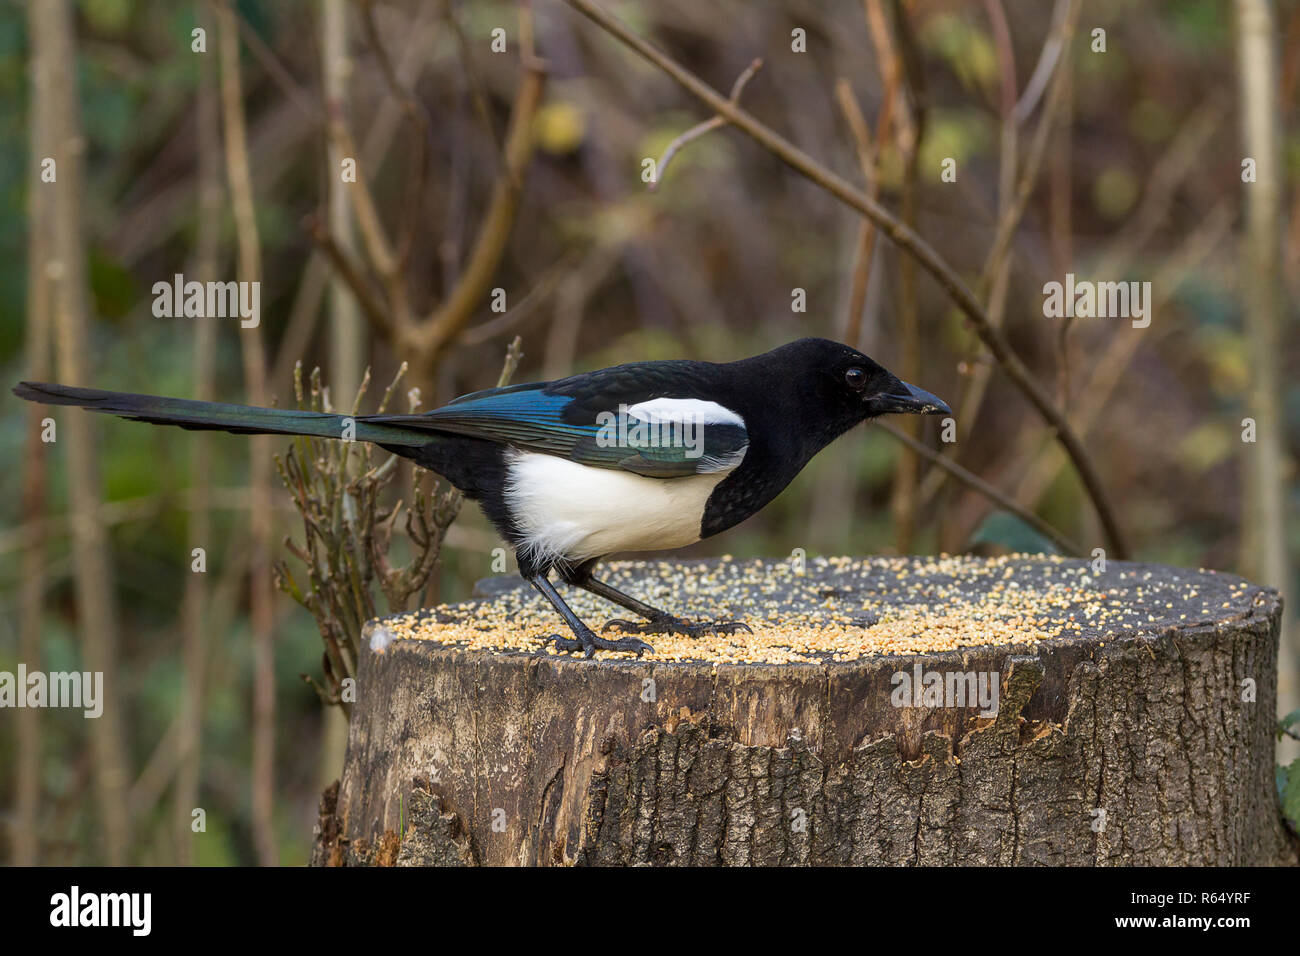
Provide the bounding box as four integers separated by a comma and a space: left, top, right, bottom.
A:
874, 380, 951, 416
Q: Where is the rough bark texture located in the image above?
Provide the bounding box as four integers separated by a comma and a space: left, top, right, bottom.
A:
311, 557, 1296, 866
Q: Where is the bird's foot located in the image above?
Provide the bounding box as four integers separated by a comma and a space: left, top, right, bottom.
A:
542, 627, 653, 659
603, 616, 753, 639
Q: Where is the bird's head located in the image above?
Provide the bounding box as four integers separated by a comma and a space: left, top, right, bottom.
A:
776, 336, 950, 416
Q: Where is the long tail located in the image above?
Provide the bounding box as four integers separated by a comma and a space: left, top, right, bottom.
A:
13, 382, 428, 447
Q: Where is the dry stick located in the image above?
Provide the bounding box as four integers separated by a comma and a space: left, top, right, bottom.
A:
1013, 0, 1069, 124
835, 76, 894, 349
462, 252, 575, 345
1013, 201, 1234, 508
931, 0, 1019, 551
1050, 64, 1074, 411
359, 0, 429, 270
323, 0, 363, 408
271, 7, 440, 390
918, 0, 1076, 504
413, 64, 545, 372
1232, 0, 1284, 598
863, 0, 914, 154
320, 0, 360, 785
649, 58, 763, 192
32, 0, 133, 866
307, 214, 394, 338
874, 421, 1082, 557
882, 0, 927, 556
921, 92, 1225, 514
317, 5, 545, 384
176, 2, 221, 866
16, 10, 56, 863
216, 0, 278, 867
440, 0, 503, 156
954, 0, 1079, 449
979, 0, 1081, 294
559, 0, 1132, 558
324, 112, 405, 310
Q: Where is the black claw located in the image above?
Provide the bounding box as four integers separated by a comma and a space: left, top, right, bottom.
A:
542, 631, 653, 659
603, 616, 753, 639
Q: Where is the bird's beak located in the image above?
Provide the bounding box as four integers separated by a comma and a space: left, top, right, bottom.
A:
874, 380, 952, 416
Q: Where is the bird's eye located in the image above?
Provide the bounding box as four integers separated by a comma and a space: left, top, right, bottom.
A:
845, 367, 866, 389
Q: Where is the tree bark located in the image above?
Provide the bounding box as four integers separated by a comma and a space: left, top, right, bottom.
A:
314, 557, 1296, 866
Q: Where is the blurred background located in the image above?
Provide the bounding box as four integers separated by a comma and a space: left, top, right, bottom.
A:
0, 0, 1296, 865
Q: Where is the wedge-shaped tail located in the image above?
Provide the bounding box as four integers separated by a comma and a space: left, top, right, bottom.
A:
12, 382, 427, 446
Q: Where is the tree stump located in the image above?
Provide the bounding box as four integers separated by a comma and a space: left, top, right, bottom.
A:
311, 555, 1296, 866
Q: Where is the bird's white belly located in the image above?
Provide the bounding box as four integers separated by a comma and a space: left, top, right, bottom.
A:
504, 450, 729, 564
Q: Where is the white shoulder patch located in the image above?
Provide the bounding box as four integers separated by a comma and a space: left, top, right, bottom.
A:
623, 397, 745, 428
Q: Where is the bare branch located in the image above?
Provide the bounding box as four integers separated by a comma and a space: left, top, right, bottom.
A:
875, 421, 1082, 557
649, 57, 763, 192
305, 213, 395, 339
414, 63, 545, 369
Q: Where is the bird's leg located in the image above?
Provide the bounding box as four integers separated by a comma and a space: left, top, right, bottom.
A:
528, 573, 653, 658
561, 563, 753, 639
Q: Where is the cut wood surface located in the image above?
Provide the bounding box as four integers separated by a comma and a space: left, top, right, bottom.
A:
312, 556, 1296, 866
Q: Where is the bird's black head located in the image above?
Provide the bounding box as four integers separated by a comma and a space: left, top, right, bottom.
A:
754, 337, 951, 444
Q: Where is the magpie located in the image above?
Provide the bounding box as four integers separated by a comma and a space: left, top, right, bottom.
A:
14, 337, 949, 658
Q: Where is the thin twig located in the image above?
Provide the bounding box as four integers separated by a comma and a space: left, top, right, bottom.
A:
874, 421, 1082, 556
358, 0, 430, 270
834, 78, 890, 347
413, 62, 545, 370
305, 213, 394, 339
216, 0, 277, 866
650, 58, 762, 192
1013, 0, 1070, 124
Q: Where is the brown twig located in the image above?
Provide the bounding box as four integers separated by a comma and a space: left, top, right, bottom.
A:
875, 421, 1082, 556
440, 0, 502, 155
977, 0, 1081, 296
357, 0, 429, 270
412, 62, 545, 373
316, 3, 545, 387
306, 212, 394, 338
649, 57, 763, 192
835, 77, 893, 348
216, 0, 277, 866
274, 338, 526, 706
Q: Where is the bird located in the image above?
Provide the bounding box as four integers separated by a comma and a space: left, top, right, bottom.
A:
14, 337, 950, 658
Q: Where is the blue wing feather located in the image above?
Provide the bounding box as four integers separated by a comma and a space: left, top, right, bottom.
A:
363, 381, 748, 478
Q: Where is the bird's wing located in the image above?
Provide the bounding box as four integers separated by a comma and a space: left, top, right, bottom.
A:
363, 369, 748, 479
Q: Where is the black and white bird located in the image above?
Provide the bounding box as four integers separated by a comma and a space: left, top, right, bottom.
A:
14, 338, 950, 657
